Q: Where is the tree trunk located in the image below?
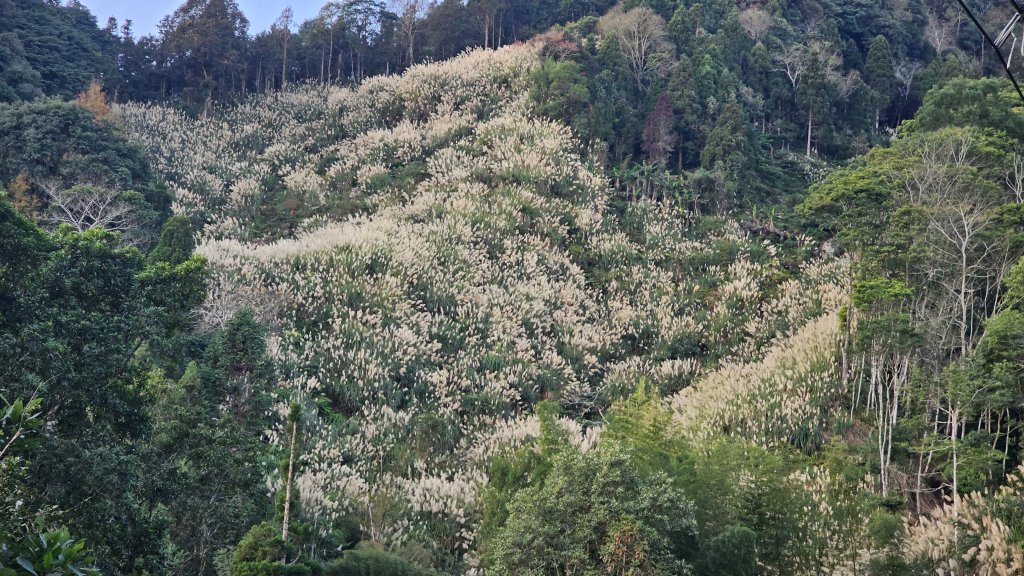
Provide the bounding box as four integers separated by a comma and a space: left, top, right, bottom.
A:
951, 404, 960, 543
805, 109, 813, 157
328, 29, 335, 84
282, 417, 298, 544
282, 39, 288, 88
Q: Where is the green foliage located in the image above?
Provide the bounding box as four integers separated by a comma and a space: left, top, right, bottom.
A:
151, 311, 277, 576
863, 35, 895, 127
203, 309, 277, 422
0, 100, 170, 240
322, 548, 433, 576
230, 525, 430, 576
148, 215, 197, 266
480, 401, 565, 543
797, 51, 831, 156
479, 386, 893, 576
603, 381, 684, 478
693, 525, 757, 576
851, 278, 917, 354
700, 100, 752, 171
530, 60, 591, 134
0, 191, 220, 573
799, 155, 895, 246
0, 33, 43, 103
0, 191, 50, 302
864, 511, 911, 576
483, 443, 698, 575
231, 562, 311, 576
852, 278, 913, 309
0, 0, 116, 100
1004, 256, 1024, 309
0, 528, 99, 576
0, 397, 43, 461
0, 395, 44, 542
524, 0, 943, 212
676, 438, 803, 571
138, 254, 209, 339
232, 523, 291, 569
912, 78, 1024, 140
159, 0, 250, 111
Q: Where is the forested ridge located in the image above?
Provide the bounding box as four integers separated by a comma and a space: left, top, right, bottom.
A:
2, 1, 1024, 575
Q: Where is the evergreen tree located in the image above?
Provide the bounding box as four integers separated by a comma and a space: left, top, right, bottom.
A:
798, 51, 829, 157
0, 33, 43, 103
665, 56, 703, 167
530, 60, 591, 137
148, 214, 196, 266
864, 35, 895, 132
159, 0, 250, 114
701, 100, 752, 171
484, 444, 699, 575
0, 0, 118, 99
149, 311, 276, 576
0, 100, 171, 240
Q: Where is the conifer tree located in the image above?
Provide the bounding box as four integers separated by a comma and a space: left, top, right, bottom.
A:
864, 36, 895, 132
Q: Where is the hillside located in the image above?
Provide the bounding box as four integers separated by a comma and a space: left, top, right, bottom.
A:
118, 45, 849, 569
2, 1, 1024, 575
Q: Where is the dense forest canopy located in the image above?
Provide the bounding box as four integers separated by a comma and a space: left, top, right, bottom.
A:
3, 1, 1024, 575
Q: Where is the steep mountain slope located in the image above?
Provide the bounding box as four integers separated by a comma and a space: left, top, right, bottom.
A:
118, 44, 847, 566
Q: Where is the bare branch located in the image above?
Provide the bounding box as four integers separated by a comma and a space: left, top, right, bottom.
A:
40, 182, 142, 243
599, 6, 674, 93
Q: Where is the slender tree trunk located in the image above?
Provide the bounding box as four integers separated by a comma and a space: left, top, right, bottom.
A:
951, 404, 960, 545
1004, 413, 1014, 474
282, 39, 289, 88
328, 29, 335, 84
959, 246, 969, 362
805, 109, 813, 157
282, 417, 298, 544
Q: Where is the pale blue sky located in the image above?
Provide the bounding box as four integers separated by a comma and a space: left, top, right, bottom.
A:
77, 0, 324, 38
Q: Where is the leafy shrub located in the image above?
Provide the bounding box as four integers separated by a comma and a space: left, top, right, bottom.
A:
0, 528, 99, 576
231, 562, 311, 576
321, 549, 431, 576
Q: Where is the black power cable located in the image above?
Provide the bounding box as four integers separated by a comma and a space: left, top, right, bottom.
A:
956, 0, 1024, 104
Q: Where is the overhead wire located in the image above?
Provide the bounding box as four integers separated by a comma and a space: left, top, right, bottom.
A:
955, 0, 1024, 104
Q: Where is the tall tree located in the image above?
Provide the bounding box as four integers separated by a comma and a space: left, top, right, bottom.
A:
483, 444, 699, 575
159, 0, 250, 114
864, 35, 895, 132
798, 51, 829, 157
422, 0, 472, 62
272, 6, 294, 88
598, 5, 673, 95
392, 0, 422, 67
468, 0, 506, 49
149, 309, 276, 576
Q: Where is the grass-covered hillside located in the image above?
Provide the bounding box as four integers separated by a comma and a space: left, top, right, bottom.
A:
118, 45, 851, 570
4, 1, 1024, 573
